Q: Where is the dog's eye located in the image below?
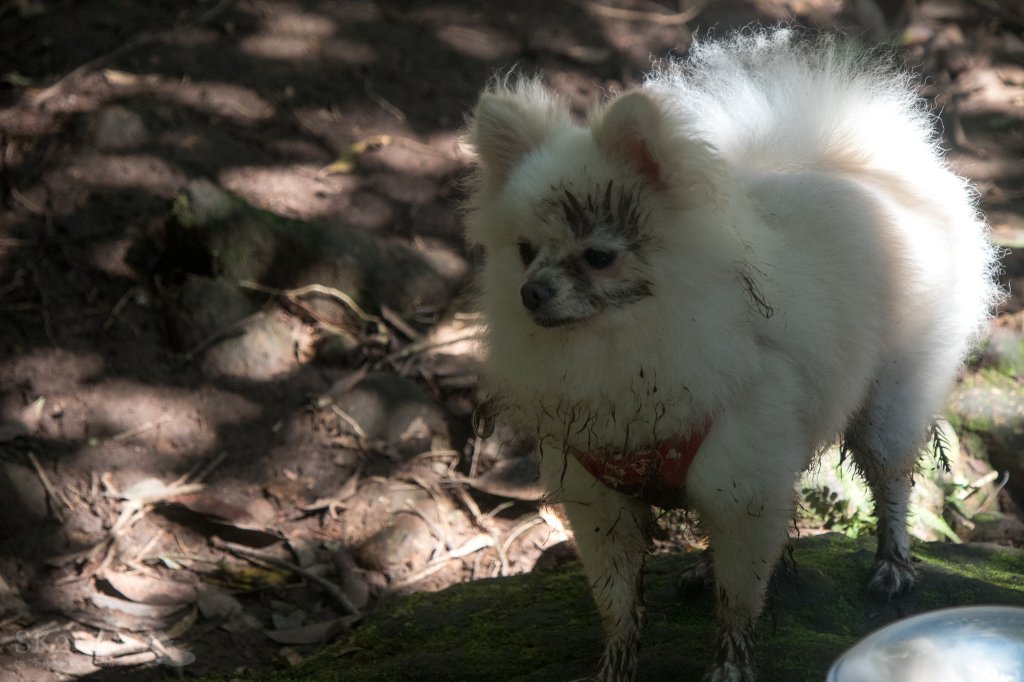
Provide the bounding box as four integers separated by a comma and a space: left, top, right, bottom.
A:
518, 241, 537, 266
583, 248, 616, 270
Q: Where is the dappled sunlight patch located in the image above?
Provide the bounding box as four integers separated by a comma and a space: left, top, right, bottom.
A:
55, 381, 263, 456
66, 153, 187, 198
218, 164, 355, 220
264, 11, 337, 37
364, 132, 466, 177
239, 10, 377, 65
86, 237, 144, 281
240, 34, 326, 61
956, 66, 1024, 117
4, 349, 106, 396
318, 38, 378, 66
949, 152, 1024, 185
157, 79, 276, 124
100, 70, 276, 124
434, 24, 520, 61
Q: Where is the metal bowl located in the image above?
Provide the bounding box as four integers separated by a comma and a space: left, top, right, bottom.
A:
827, 605, 1024, 682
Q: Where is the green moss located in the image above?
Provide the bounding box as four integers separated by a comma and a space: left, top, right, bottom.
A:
240, 536, 1024, 682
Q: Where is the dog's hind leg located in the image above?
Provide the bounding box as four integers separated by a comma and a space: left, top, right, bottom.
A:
541, 453, 653, 681
844, 351, 961, 598
845, 425, 918, 598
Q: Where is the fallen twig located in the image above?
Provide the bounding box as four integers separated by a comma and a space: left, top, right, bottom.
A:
103, 286, 138, 330
27, 451, 70, 523
238, 280, 381, 327
376, 327, 481, 368
212, 538, 361, 616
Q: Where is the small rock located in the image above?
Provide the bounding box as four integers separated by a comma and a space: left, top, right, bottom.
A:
202, 312, 301, 380
90, 105, 149, 151
175, 178, 237, 227
354, 513, 435, 576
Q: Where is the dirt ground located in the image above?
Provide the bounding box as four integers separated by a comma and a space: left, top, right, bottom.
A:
0, 0, 1023, 679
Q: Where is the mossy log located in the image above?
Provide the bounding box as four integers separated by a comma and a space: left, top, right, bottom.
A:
249, 534, 1024, 681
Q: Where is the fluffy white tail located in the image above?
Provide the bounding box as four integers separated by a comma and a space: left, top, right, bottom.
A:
647, 29, 935, 176
645, 27, 1002, 344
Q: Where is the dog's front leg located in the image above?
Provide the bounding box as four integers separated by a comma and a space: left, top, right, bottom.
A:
691, 482, 792, 682
542, 453, 652, 681
687, 423, 804, 682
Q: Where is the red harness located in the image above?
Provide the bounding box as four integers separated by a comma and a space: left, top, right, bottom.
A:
571, 420, 713, 509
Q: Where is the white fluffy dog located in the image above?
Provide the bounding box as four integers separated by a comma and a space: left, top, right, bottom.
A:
463, 29, 999, 682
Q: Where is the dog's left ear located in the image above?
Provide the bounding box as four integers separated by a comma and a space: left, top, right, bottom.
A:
592, 91, 666, 185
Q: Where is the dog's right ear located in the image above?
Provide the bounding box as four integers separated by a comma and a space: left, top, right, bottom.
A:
469, 80, 570, 186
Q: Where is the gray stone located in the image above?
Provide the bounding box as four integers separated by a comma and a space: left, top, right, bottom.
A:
201, 312, 300, 380
90, 105, 148, 151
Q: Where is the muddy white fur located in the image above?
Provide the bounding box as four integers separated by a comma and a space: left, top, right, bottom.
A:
463, 28, 1000, 682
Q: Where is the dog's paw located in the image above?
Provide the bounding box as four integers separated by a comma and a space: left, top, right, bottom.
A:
701, 662, 758, 682
867, 556, 916, 598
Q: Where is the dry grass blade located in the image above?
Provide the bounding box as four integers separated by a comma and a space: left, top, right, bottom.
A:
238, 280, 382, 328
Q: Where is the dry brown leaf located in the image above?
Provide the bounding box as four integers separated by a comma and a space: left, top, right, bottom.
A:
81, 592, 190, 631
73, 632, 149, 657
194, 583, 243, 619
119, 477, 171, 501
101, 570, 197, 606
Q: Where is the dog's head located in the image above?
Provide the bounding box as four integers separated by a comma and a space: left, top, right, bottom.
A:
464, 77, 724, 331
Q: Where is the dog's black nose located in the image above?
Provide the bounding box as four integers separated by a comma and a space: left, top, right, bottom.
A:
520, 281, 554, 311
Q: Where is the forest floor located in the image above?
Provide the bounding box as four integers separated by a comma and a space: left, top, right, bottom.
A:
1, 0, 1023, 679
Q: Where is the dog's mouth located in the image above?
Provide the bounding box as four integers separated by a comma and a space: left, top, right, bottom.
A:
528, 307, 599, 328
531, 314, 584, 328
